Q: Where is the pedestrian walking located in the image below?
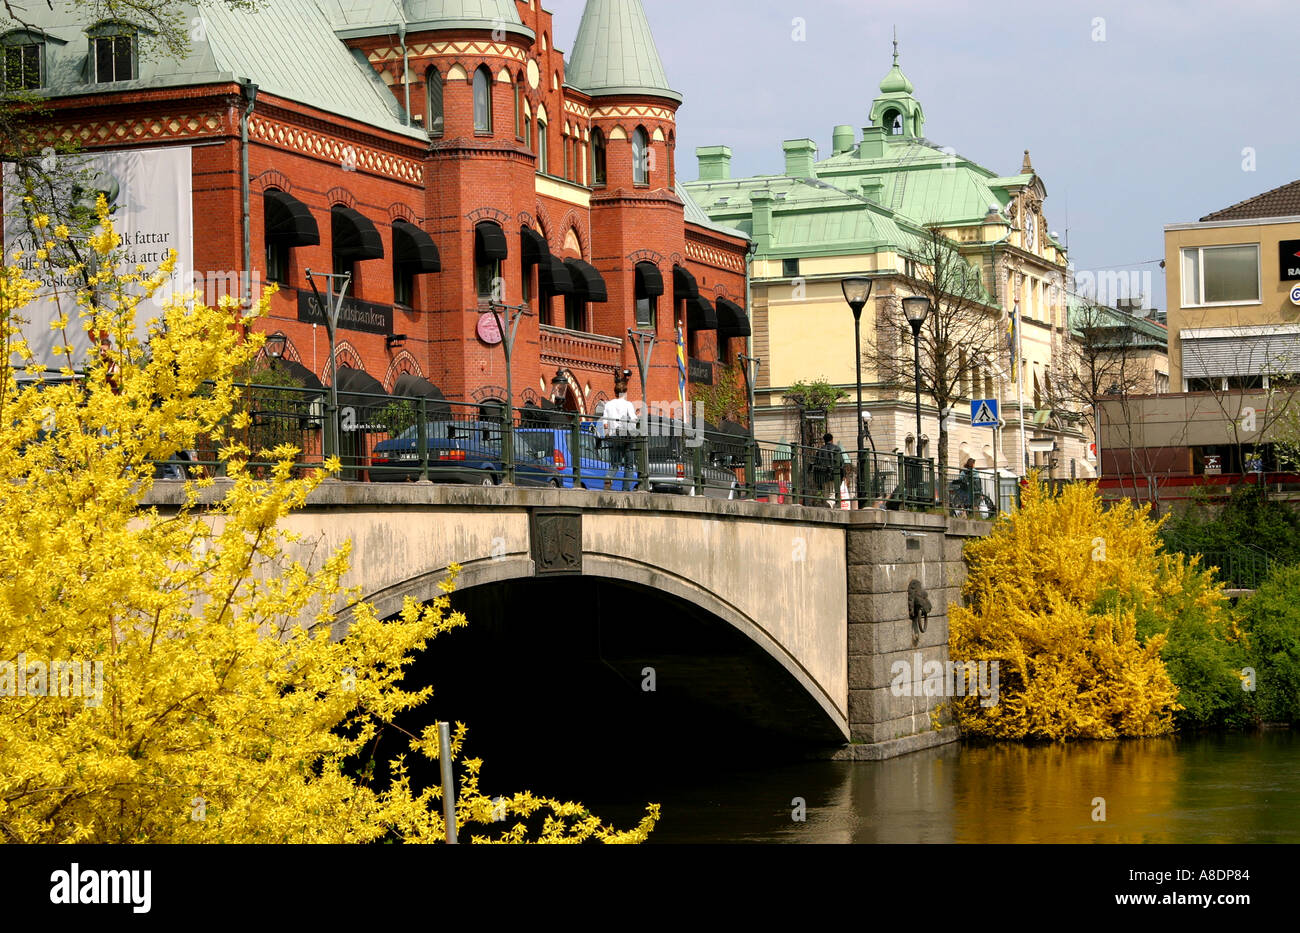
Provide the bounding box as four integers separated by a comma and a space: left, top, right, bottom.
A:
601, 372, 639, 490
812, 432, 844, 507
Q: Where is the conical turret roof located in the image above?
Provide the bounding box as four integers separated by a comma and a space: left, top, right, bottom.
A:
566, 0, 681, 102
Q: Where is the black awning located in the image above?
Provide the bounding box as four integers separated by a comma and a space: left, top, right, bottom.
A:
635, 261, 663, 298
392, 372, 452, 420
537, 254, 573, 295
520, 227, 549, 267
270, 358, 324, 392
332, 206, 384, 261
475, 222, 508, 261
688, 294, 717, 331
334, 365, 388, 425
716, 296, 751, 338
564, 259, 608, 302
394, 221, 441, 273
673, 264, 699, 301
264, 190, 319, 247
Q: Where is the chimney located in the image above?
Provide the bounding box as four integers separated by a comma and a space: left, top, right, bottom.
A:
859, 126, 886, 159
831, 124, 855, 156
782, 138, 817, 178
697, 145, 732, 181
750, 188, 774, 250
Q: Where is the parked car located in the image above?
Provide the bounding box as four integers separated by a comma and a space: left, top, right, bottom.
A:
643, 424, 739, 498
516, 425, 634, 490
753, 480, 789, 503
369, 419, 562, 487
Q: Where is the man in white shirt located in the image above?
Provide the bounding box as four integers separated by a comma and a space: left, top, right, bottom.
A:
600, 372, 640, 490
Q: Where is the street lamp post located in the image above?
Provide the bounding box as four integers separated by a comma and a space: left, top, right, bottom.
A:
902, 295, 931, 505
304, 269, 351, 464
628, 329, 656, 491
738, 352, 761, 495
486, 301, 532, 484
841, 277, 872, 508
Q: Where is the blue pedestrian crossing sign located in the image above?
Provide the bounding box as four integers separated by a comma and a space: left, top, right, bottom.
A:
970, 399, 1000, 427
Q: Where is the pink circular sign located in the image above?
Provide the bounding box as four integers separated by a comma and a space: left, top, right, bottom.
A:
476, 312, 502, 345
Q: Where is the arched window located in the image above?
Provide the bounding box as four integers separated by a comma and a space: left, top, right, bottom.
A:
536, 117, 548, 174
632, 126, 649, 185
474, 221, 506, 301
883, 108, 903, 135
591, 128, 606, 187
473, 65, 491, 133
513, 77, 523, 139
2, 31, 45, 90
523, 110, 532, 152
88, 21, 137, 83
426, 67, 443, 137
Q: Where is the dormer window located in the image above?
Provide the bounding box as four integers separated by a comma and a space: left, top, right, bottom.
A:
2, 37, 42, 91
89, 24, 136, 83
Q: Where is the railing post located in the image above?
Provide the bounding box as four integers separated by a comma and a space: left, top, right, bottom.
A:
503, 404, 515, 485
570, 411, 582, 487
744, 440, 755, 500
792, 444, 803, 506
417, 396, 429, 483
692, 439, 704, 496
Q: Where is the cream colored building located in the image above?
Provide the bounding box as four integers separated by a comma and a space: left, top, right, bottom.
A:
685, 50, 1087, 476
1166, 180, 1300, 390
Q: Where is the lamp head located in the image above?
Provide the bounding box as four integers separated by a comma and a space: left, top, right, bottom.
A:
902, 295, 930, 327
841, 276, 872, 314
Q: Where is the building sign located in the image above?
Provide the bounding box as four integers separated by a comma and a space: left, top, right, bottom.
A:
1204, 454, 1221, 475
1280, 240, 1300, 281
3, 146, 194, 369
476, 311, 502, 345
297, 291, 392, 336
688, 358, 713, 384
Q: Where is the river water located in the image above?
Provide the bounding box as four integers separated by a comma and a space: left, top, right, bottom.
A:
491, 731, 1299, 844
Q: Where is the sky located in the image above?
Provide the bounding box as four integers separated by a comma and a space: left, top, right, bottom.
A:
545, 0, 1298, 310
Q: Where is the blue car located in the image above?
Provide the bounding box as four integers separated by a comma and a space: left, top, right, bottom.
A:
516, 425, 636, 490
370, 419, 562, 486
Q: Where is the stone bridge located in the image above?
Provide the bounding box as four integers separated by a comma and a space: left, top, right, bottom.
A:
149, 483, 988, 759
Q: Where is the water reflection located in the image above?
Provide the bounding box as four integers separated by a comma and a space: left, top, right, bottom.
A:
615, 732, 1299, 844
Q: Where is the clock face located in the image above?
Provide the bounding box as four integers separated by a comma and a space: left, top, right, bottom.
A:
1025, 214, 1036, 249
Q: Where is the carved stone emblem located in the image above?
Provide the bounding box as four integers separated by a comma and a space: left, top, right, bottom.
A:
530, 510, 582, 575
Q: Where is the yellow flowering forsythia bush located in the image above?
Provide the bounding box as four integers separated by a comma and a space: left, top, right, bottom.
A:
947, 476, 1226, 741
0, 202, 658, 842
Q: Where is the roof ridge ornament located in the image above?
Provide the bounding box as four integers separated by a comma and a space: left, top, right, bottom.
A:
1021, 149, 1034, 174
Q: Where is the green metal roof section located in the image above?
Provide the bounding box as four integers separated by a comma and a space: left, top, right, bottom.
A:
1066, 293, 1168, 347
566, 0, 681, 103
684, 174, 927, 261
676, 182, 749, 241
321, 0, 534, 40
814, 136, 1009, 226
17, 0, 423, 138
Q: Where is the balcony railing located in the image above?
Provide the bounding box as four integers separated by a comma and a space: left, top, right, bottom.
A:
539, 323, 622, 371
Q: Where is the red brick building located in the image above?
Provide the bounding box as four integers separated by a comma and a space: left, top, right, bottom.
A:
16, 0, 750, 415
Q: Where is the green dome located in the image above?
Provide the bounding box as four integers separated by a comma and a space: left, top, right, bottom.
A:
879, 62, 913, 94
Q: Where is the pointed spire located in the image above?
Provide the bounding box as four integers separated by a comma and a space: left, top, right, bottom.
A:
878, 32, 913, 95
567, 0, 681, 103
1021, 149, 1034, 174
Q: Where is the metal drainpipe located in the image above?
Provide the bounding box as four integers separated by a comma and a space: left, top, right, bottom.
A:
239, 78, 258, 309
398, 21, 410, 126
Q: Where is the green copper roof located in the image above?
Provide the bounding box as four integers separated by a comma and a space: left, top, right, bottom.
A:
1067, 293, 1168, 346
677, 182, 748, 241
21, 0, 422, 137
322, 0, 534, 39
815, 136, 1010, 226
879, 63, 913, 94
566, 0, 681, 102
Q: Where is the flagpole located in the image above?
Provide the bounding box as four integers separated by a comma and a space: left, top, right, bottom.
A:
1015, 299, 1028, 476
